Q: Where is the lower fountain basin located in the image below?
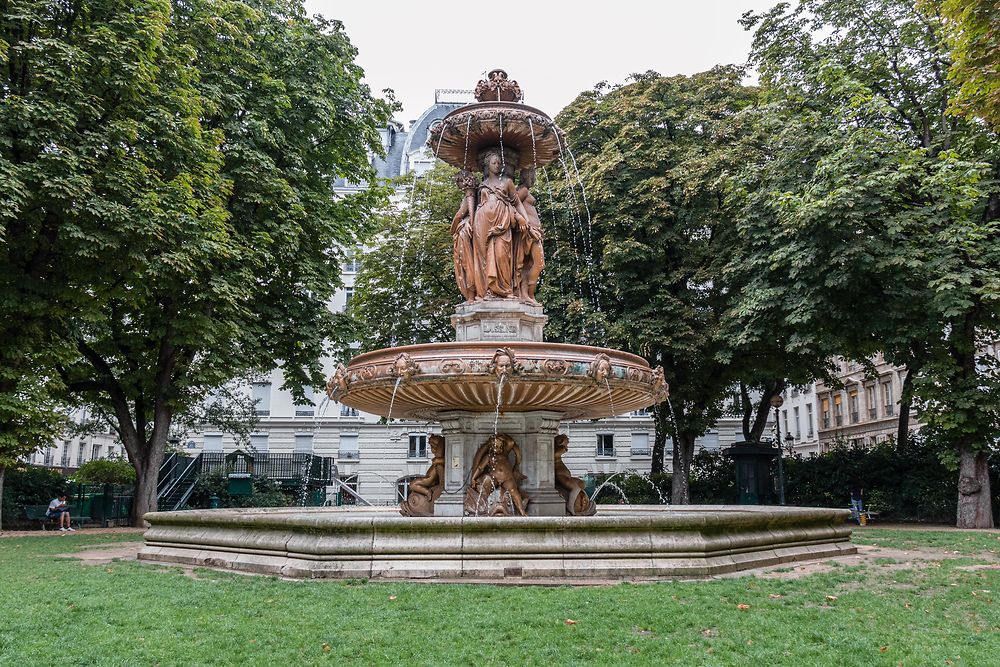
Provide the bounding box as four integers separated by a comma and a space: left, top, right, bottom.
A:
330, 341, 667, 420
140, 505, 855, 580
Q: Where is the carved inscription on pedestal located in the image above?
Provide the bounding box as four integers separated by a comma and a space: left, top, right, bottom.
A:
482, 319, 520, 340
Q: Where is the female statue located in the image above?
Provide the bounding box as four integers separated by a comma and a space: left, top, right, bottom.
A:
515, 167, 545, 305
450, 170, 482, 302
477, 148, 530, 299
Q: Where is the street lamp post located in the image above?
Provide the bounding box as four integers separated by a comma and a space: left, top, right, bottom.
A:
770, 394, 786, 505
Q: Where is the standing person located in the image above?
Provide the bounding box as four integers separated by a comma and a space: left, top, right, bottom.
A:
849, 480, 864, 525
47, 494, 75, 532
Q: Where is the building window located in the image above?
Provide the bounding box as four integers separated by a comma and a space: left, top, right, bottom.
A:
820, 397, 830, 429
632, 407, 650, 417
596, 434, 615, 457
250, 433, 269, 453
61, 442, 70, 467
339, 434, 359, 460
203, 434, 223, 452
806, 403, 814, 437
340, 404, 359, 417
630, 432, 651, 456
251, 382, 271, 416
343, 248, 361, 273
882, 381, 895, 416
833, 394, 843, 427
91, 444, 102, 460
294, 433, 313, 454
848, 390, 859, 424
408, 434, 428, 459
783, 409, 790, 437
43, 447, 53, 466
396, 475, 422, 503
345, 288, 355, 307
295, 386, 315, 417
76, 443, 85, 467
793, 407, 801, 439
866, 385, 877, 418
338, 474, 359, 505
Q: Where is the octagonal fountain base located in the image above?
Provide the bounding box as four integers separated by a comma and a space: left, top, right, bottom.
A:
140, 505, 855, 581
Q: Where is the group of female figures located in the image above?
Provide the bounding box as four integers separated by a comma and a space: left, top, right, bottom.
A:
451, 147, 545, 305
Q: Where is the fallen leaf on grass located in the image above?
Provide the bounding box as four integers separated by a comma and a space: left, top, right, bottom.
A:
768, 594, 783, 599
737, 604, 751, 610
388, 595, 397, 601
322, 643, 331, 653
879, 646, 888, 653
564, 619, 578, 625
826, 595, 838, 601
701, 628, 717, 637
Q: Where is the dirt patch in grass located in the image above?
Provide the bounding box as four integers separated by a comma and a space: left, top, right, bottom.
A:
743, 543, 999, 580
59, 543, 142, 565
0, 527, 145, 539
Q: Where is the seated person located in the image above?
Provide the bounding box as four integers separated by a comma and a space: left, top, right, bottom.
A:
47, 494, 75, 532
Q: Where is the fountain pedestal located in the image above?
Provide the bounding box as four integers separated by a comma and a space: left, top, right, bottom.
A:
436, 410, 566, 517
451, 300, 547, 343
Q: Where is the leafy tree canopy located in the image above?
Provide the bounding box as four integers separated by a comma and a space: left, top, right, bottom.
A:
738, 0, 1000, 526
1, 0, 393, 523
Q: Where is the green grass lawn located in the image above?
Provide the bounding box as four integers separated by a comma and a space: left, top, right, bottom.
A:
1, 528, 999, 666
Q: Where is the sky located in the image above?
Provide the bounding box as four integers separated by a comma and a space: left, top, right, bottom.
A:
304, 0, 779, 126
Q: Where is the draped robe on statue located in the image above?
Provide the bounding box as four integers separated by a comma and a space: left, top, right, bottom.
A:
477, 182, 518, 298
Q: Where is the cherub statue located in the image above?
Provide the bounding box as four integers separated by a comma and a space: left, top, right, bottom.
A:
554, 434, 597, 516
464, 434, 529, 516
399, 435, 445, 517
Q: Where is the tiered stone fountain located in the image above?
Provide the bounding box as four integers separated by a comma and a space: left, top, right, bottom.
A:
139, 71, 854, 580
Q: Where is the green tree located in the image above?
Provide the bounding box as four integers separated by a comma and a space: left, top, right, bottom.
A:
0, 359, 66, 530
547, 68, 824, 502
1, 0, 392, 524
738, 0, 1000, 527
346, 162, 462, 352
937, 0, 1000, 130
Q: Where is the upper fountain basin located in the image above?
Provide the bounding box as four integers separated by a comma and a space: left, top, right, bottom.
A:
328, 341, 668, 421
427, 102, 566, 171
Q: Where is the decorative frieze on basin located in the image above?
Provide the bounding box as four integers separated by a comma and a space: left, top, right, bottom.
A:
329, 341, 668, 421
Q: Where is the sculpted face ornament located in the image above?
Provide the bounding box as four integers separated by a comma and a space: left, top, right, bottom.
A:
326, 364, 349, 399
488, 347, 517, 378
590, 353, 613, 384
390, 353, 420, 381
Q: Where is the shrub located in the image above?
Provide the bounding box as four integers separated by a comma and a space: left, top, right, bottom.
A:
187, 468, 293, 509
74, 457, 136, 485
687, 433, 1000, 523
591, 471, 670, 504
1, 465, 68, 526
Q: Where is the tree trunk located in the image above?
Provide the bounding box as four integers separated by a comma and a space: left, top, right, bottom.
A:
896, 367, 914, 450
126, 417, 171, 527
0, 463, 6, 532
671, 432, 695, 504
749, 379, 784, 443
956, 442, 994, 529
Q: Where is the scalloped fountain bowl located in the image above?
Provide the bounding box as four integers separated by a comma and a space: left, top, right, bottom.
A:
332, 341, 665, 421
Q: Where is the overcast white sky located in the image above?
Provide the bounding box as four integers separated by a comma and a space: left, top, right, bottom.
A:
304, 0, 779, 126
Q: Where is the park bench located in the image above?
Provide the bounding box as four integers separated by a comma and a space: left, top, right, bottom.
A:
848, 506, 879, 526
23, 505, 91, 531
